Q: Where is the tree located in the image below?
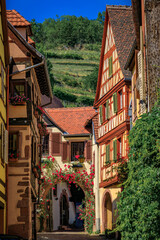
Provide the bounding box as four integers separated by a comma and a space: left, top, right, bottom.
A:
117, 100, 160, 240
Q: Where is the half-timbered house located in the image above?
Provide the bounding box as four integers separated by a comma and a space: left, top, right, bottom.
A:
6, 10, 52, 239
125, 0, 160, 124
93, 6, 135, 233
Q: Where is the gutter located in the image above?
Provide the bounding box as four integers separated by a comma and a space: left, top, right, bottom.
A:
9, 60, 45, 77
63, 133, 91, 138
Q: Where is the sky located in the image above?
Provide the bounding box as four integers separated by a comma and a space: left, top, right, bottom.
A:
6, 0, 131, 23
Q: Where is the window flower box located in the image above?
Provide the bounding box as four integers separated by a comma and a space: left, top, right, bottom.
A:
9, 95, 30, 105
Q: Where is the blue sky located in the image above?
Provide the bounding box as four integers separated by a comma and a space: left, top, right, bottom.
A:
6, 0, 131, 23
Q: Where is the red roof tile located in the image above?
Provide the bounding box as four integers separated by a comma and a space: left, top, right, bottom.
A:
45, 107, 96, 135
6, 10, 31, 27
107, 5, 135, 78
28, 36, 35, 46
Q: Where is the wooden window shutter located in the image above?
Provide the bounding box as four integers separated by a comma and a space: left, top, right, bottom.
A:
52, 133, 61, 155
106, 100, 109, 120
99, 105, 102, 124
62, 142, 68, 162
113, 140, 117, 162
113, 92, 117, 113
109, 56, 113, 77
106, 144, 110, 164
86, 140, 91, 161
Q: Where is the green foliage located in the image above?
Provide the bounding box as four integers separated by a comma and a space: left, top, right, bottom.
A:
46, 51, 83, 60
117, 101, 160, 240
53, 86, 77, 102
83, 65, 99, 92
30, 13, 103, 106
31, 13, 104, 49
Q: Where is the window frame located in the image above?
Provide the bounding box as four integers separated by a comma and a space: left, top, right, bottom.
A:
118, 90, 123, 111
10, 79, 27, 97
9, 132, 19, 160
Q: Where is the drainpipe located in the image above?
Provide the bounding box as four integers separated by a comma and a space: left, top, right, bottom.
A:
92, 121, 100, 232
95, 143, 100, 232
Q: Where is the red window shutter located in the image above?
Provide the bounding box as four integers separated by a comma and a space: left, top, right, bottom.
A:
86, 140, 92, 161
52, 133, 61, 154
62, 142, 68, 162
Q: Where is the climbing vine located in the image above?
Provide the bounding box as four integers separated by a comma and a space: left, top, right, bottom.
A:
116, 100, 160, 239
38, 156, 95, 233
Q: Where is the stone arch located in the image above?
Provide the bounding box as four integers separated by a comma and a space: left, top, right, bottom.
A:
101, 189, 113, 232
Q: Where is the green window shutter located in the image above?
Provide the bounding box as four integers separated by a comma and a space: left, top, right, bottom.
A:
113, 140, 117, 162
106, 144, 110, 164
99, 105, 102, 124
113, 92, 117, 113
106, 100, 109, 120
109, 56, 113, 77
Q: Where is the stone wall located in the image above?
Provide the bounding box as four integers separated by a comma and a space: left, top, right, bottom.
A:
145, 0, 160, 109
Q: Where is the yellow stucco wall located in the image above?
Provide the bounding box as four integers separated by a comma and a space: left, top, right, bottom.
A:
0, 1, 7, 234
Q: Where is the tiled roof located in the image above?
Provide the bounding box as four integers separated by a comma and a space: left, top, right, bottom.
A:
107, 5, 135, 78
45, 107, 96, 135
6, 10, 31, 27
41, 95, 64, 108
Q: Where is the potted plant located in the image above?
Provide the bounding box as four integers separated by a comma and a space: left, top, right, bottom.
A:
78, 155, 85, 163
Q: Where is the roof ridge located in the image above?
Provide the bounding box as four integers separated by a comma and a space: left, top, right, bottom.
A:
47, 106, 94, 111
107, 5, 132, 10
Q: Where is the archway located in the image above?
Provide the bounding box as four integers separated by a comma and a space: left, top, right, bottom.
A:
102, 190, 113, 232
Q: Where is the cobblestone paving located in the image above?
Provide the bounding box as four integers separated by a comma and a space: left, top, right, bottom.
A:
37, 232, 106, 240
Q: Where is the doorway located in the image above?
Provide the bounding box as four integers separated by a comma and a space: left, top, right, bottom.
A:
60, 194, 69, 226
0, 207, 4, 234
104, 192, 112, 230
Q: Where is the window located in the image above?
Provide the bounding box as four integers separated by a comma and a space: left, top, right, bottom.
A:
105, 100, 109, 120
11, 80, 26, 97
113, 139, 117, 162
119, 90, 123, 110
105, 144, 110, 165
9, 133, 18, 159
113, 92, 117, 113
99, 105, 103, 124
71, 142, 84, 161
42, 134, 49, 156
109, 56, 113, 77
117, 137, 122, 159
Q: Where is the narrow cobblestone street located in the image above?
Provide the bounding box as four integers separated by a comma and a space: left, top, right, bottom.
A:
37, 232, 106, 240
